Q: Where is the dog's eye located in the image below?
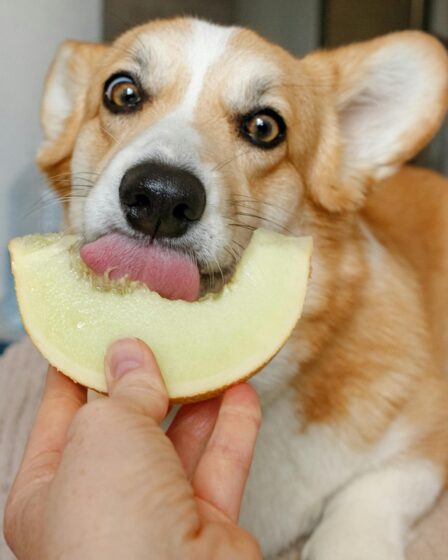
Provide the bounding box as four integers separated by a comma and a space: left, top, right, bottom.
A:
240, 109, 286, 149
103, 74, 143, 113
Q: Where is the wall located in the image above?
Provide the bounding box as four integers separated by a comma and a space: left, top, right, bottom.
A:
236, 0, 320, 56
430, 0, 448, 40
322, 0, 411, 46
105, 0, 236, 40
429, 0, 448, 175
104, 0, 320, 56
0, 0, 102, 340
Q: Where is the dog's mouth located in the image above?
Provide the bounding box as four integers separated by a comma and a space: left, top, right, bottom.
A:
199, 263, 236, 298
80, 233, 237, 301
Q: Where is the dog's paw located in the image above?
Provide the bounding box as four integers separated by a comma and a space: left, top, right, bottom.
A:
301, 524, 403, 560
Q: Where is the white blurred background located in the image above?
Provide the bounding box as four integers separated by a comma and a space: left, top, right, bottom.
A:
0, 0, 102, 343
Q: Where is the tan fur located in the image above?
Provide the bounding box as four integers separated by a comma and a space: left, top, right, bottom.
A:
361, 166, 448, 472
37, 19, 448, 549
365, 166, 448, 372
37, 42, 109, 197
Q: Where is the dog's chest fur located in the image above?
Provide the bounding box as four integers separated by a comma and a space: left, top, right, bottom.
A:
242, 346, 414, 558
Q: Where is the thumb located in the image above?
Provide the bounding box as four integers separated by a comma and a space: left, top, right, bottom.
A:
105, 338, 169, 423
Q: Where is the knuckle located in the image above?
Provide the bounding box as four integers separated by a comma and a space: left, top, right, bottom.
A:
221, 406, 261, 431
67, 398, 112, 441
207, 440, 251, 470
117, 372, 155, 394
68, 403, 94, 434
44, 389, 85, 410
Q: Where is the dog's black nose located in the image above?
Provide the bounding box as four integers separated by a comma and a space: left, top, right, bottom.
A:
119, 162, 206, 238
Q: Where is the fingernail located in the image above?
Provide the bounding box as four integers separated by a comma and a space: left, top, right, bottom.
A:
106, 338, 144, 380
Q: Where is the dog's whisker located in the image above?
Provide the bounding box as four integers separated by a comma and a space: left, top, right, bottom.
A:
232, 201, 293, 223
57, 192, 89, 201
232, 198, 293, 215
212, 148, 252, 172
53, 175, 97, 182
231, 239, 245, 253
222, 245, 236, 265
223, 243, 241, 267
23, 193, 89, 219
234, 211, 292, 234
203, 260, 214, 294
46, 171, 99, 181
24, 185, 90, 216
213, 256, 225, 289
230, 195, 295, 217
69, 186, 94, 192
100, 124, 121, 146
22, 201, 62, 220
227, 221, 257, 232
47, 182, 95, 191
24, 192, 64, 216
230, 239, 244, 256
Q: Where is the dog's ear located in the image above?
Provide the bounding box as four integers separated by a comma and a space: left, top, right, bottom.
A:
305, 31, 448, 211
37, 41, 108, 194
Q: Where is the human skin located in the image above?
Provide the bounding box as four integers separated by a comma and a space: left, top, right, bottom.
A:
4, 338, 262, 559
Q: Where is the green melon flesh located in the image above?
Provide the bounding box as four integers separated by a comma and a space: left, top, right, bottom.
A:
9, 229, 312, 402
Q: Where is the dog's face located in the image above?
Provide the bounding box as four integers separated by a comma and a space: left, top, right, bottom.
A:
37, 19, 447, 303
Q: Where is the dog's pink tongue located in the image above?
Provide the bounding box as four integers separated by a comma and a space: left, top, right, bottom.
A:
80, 234, 200, 302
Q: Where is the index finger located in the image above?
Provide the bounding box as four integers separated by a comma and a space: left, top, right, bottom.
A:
4, 367, 86, 557
20, 366, 87, 476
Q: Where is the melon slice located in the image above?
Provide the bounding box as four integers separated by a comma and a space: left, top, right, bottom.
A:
9, 230, 312, 402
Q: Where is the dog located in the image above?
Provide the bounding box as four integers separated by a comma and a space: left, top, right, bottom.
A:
36, 17, 448, 559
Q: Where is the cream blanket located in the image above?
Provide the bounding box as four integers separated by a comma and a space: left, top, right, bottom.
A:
0, 338, 447, 559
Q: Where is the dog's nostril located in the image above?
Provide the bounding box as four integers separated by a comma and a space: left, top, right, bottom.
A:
173, 203, 192, 221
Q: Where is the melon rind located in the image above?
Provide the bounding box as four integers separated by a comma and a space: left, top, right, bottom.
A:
9, 230, 312, 402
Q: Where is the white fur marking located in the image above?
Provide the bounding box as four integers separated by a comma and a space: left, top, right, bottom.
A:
179, 20, 234, 117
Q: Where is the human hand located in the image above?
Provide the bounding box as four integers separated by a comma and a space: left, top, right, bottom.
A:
4, 338, 261, 559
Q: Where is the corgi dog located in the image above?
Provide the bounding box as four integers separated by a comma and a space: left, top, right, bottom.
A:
37, 18, 448, 559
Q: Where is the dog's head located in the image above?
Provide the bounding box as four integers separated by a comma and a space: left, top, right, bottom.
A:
37, 18, 448, 304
